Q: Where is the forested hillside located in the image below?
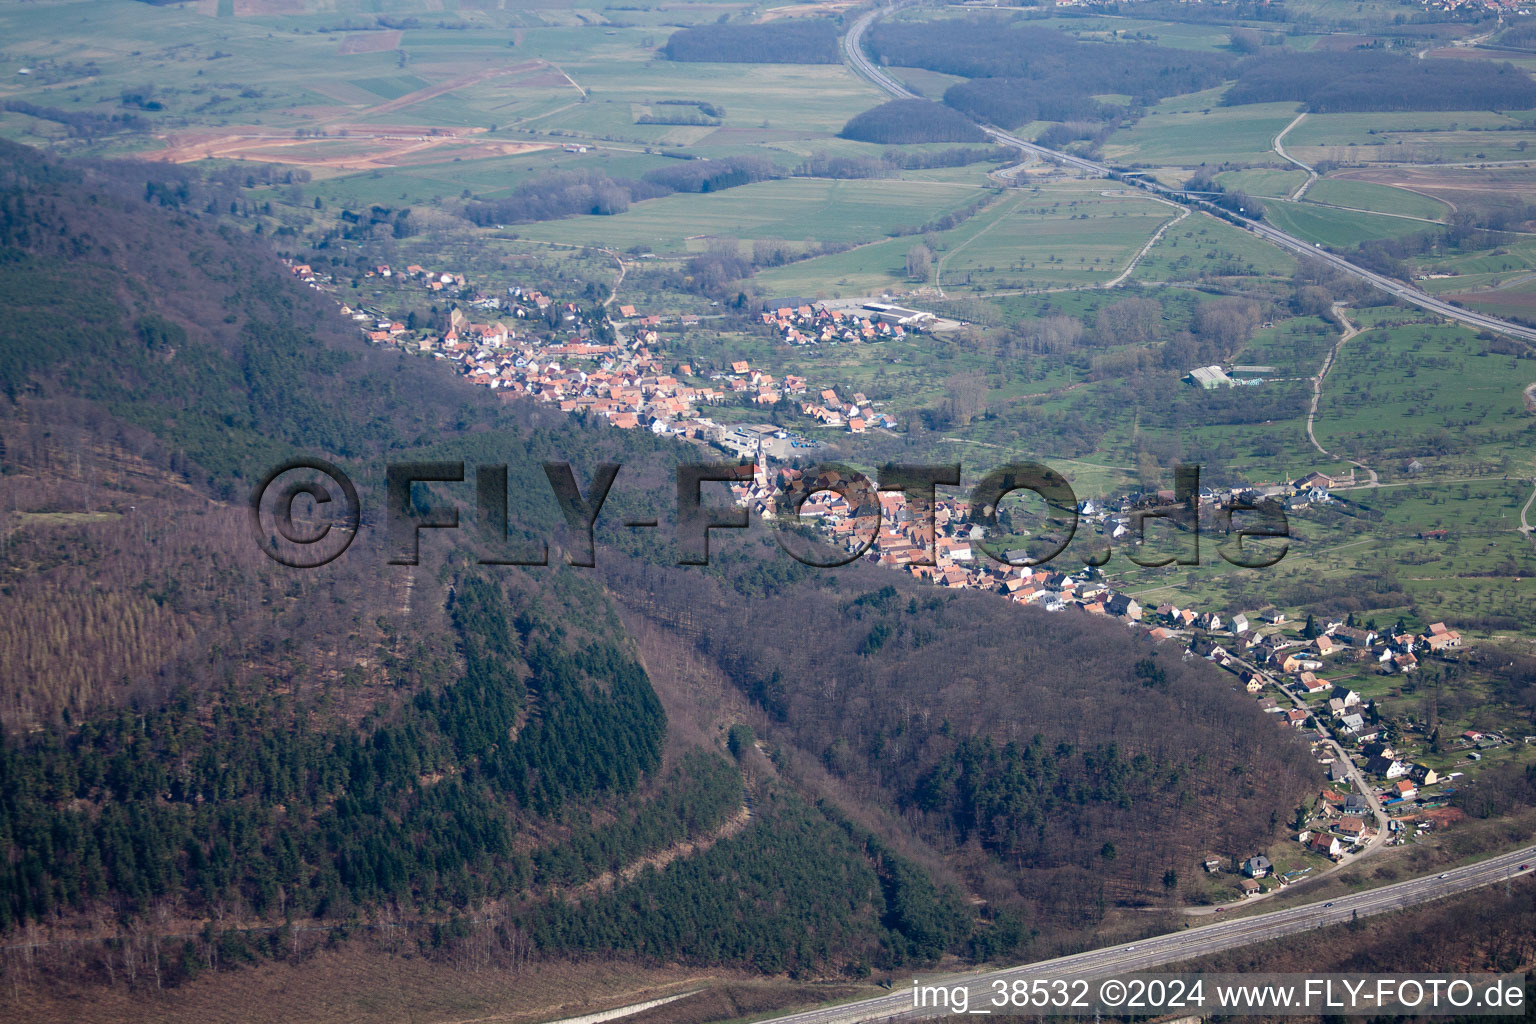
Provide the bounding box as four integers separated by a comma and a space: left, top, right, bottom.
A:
0, 141, 1002, 1001
606, 558, 1320, 922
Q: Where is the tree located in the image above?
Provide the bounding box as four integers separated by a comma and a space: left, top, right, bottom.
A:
906, 244, 932, 282
939, 372, 985, 427
727, 723, 755, 759
1095, 297, 1161, 346
1228, 28, 1262, 54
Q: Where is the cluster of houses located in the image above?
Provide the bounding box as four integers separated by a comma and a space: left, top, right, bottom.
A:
758, 301, 917, 346
1223, 613, 1462, 695
704, 362, 897, 432
1297, 788, 1378, 861
1420, 0, 1529, 12
728, 471, 1158, 617
306, 256, 1478, 706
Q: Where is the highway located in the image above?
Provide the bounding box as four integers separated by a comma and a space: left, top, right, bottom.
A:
758, 846, 1536, 1023
840, 4, 1536, 346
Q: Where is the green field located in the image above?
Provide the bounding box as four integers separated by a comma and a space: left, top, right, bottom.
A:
1304, 179, 1450, 221
352, 74, 433, 100
1262, 200, 1436, 247
559, 61, 882, 136
1287, 110, 1536, 165
1288, 110, 1531, 146
1214, 167, 1309, 198
936, 192, 1177, 290
886, 65, 970, 100
1129, 213, 1298, 282
1314, 320, 1529, 464
1104, 100, 1303, 167
740, 236, 921, 297
1029, 14, 1242, 52
748, 183, 1192, 295
514, 177, 987, 252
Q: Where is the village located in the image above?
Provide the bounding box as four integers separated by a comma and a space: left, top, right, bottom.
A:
290, 253, 1518, 905
289, 260, 906, 440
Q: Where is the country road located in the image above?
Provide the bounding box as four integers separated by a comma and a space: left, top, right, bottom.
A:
841, 3, 1536, 348
757, 848, 1536, 1024
1216, 654, 1392, 896
1305, 304, 1379, 487
1522, 482, 1536, 545
1100, 190, 1189, 288
1272, 112, 1316, 200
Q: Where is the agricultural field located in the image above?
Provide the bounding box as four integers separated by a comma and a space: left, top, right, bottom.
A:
1407, 233, 1536, 327
1214, 167, 1310, 199
1333, 164, 1536, 212
751, 235, 934, 298
1416, 244, 1536, 294
1127, 214, 1298, 282
1304, 178, 1451, 221
1031, 15, 1243, 52
1313, 318, 1532, 466
1103, 99, 1302, 168
885, 66, 969, 101
934, 187, 1179, 291
1262, 200, 1435, 247
0, 0, 881, 173
1439, 283, 1536, 322
1285, 109, 1536, 166
514, 177, 988, 253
